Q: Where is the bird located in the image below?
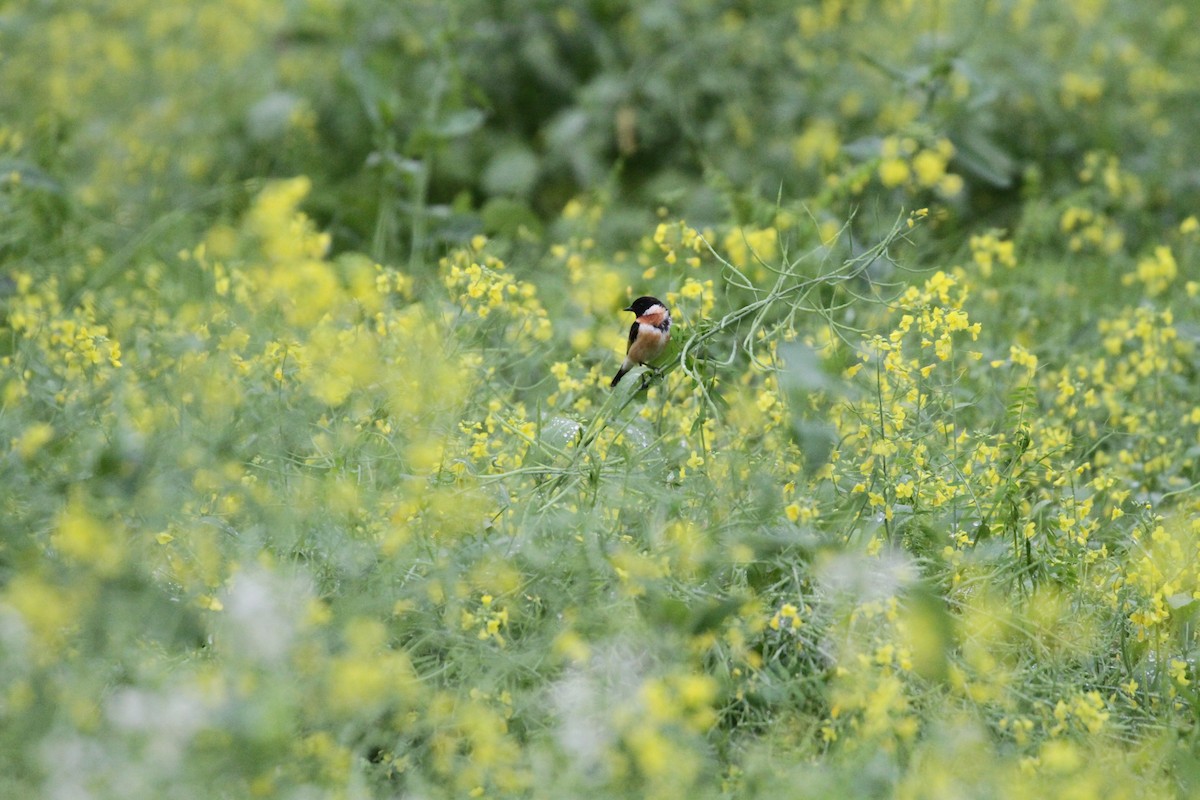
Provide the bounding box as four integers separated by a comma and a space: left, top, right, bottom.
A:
611, 295, 671, 387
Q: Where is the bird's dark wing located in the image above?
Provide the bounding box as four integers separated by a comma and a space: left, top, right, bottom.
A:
627, 321, 639, 352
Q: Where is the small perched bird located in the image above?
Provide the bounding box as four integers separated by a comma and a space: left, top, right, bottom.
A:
611, 296, 671, 387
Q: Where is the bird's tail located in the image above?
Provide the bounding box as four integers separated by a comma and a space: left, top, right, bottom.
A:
610, 364, 631, 387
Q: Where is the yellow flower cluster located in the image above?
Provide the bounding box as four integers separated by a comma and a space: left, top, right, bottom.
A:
837, 271, 990, 525
442, 238, 552, 341
792, 117, 842, 167
1060, 72, 1105, 108
877, 136, 963, 197
1124, 244, 1177, 297
1060, 206, 1125, 254
461, 593, 511, 646
768, 601, 807, 633
969, 231, 1017, 278
3, 274, 123, 405
1124, 518, 1200, 644
723, 226, 780, 274
651, 219, 708, 271
616, 671, 719, 792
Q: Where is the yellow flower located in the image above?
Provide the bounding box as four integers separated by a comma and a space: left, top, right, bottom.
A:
879, 158, 910, 188
1060, 72, 1104, 107
793, 118, 841, 166
51, 497, 124, 576
1127, 245, 1177, 296
1169, 658, 1190, 686
680, 278, 704, 300
911, 149, 947, 188
769, 603, 802, 632
13, 423, 54, 460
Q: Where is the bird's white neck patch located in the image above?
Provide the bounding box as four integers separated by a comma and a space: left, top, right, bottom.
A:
637, 305, 669, 328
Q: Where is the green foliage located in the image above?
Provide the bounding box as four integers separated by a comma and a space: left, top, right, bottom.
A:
2, 1, 1200, 798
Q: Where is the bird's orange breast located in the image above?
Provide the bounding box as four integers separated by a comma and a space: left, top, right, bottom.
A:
637, 309, 668, 328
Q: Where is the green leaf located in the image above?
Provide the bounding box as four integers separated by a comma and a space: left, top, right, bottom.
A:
483, 147, 540, 197
432, 108, 486, 139
952, 129, 1017, 188
481, 197, 542, 238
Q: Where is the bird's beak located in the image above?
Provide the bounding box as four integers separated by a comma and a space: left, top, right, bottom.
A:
623, 305, 634, 312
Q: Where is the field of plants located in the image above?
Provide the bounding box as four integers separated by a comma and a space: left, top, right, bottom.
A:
3, 1, 1200, 797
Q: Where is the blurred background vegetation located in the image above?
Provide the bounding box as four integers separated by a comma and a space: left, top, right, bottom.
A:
4, 1, 1197, 268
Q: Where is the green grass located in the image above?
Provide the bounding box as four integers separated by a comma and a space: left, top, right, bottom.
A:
2, 2, 1200, 798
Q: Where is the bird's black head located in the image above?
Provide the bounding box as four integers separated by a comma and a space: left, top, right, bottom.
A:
624, 296, 666, 315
